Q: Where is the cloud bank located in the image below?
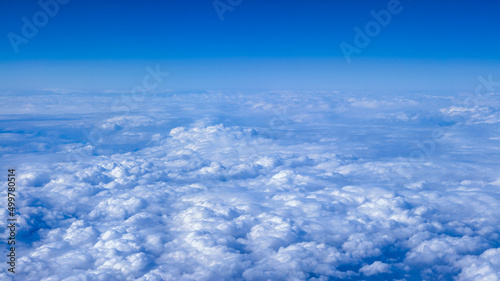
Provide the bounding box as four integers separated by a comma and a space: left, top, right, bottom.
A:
1, 91, 499, 280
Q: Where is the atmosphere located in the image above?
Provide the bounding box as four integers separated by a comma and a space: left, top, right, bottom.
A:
2, 1, 500, 280
2, 0, 500, 91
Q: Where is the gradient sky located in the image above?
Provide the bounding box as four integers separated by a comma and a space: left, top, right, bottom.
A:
1, 0, 499, 92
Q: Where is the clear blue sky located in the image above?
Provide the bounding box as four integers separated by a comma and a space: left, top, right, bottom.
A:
1, 0, 499, 92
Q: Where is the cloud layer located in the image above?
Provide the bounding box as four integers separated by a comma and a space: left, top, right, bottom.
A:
1, 91, 499, 280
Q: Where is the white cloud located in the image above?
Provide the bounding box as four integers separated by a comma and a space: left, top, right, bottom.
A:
359, 261, 392, 276
1, 92, 499, 280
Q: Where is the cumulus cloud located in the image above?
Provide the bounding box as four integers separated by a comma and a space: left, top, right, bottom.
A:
1, 91, 499, 280
359, 261, 391, 276
441, 105, 500, 124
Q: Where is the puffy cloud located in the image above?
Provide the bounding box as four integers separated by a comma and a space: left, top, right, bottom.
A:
359, 261, 392, 276
457, 248, 500, 281
1, 92, 500, 280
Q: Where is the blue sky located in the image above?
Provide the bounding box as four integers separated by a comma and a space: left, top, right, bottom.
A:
1, 0, 499, 91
